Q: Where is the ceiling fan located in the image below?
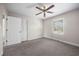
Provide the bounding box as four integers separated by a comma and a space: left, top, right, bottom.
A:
35, 4, 55, 17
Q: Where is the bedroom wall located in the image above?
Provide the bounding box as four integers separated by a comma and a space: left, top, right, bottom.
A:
28, 16, 43, 40
0, 4, 7, 55
44, 8, 79, 47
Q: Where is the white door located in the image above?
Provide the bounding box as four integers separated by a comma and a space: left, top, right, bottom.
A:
6, 16, 22, 46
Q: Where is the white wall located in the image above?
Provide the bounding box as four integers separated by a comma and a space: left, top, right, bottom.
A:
19, 16, 43, 41
28, 17, 43, 40
44, 8, 79, 46
0, 4, 7, 55
21, 17, 28, 41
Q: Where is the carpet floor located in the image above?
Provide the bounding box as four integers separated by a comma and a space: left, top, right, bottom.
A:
3, 38, 79, 56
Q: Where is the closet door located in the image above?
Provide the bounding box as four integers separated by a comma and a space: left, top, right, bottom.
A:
6, 16, 22, 46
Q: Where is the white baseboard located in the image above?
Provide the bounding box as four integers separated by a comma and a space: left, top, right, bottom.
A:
44, 34, 79, 47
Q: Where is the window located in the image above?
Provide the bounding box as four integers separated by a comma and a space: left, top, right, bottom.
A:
53, 18, 64, 35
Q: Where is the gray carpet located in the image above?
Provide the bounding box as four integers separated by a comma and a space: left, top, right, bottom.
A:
3, 38, 79, 56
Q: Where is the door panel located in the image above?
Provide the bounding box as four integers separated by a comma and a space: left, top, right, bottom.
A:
6, 16, 22, 46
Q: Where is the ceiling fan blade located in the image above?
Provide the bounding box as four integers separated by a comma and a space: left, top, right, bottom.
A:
47, 11, 53, 14
44, 12, 46, 17
46, 5, 54, 11
36, 7, 44, 11
36, 12, 42, 15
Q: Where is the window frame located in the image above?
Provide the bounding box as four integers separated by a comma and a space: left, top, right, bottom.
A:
53, 18, 64, 35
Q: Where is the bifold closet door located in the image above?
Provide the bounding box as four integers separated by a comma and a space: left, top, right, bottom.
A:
6, 16, 22, 46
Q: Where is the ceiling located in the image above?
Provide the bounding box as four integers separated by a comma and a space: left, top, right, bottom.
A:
5, 3, 79, 19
